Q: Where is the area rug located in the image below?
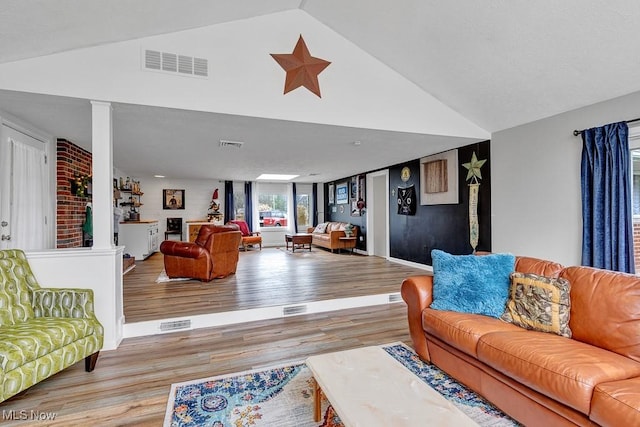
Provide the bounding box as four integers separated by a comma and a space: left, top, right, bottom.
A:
163, 343, 519, 427
156, 269, 191, 283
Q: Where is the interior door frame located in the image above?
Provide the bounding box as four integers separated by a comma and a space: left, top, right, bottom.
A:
0, 112, 55, 249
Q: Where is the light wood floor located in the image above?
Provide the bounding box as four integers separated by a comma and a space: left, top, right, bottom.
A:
2, 248, 430, 426
124, 247, 429, 323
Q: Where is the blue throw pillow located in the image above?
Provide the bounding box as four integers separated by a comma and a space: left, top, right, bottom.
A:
430, 249, 516, 318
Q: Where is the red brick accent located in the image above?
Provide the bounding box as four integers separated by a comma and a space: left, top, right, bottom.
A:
56, 139, 92, 248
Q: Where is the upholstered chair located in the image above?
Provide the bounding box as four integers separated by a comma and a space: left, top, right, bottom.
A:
160, 224, 242, 281
0, 249, 104, 403
227, 220, 262, 251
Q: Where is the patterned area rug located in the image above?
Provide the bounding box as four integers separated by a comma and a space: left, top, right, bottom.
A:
164, 343, 519, 427
156, 269, 191, 283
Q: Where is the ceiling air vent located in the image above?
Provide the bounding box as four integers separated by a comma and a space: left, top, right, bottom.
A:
143, 49, 208, 78
145, 50, 161, 70
219, 140, 244, 149
162, 52, 177, 72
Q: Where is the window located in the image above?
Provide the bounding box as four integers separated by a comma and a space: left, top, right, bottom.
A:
296, 184, 313, 231
232, 182, 245, 221
257, 183, 289, 229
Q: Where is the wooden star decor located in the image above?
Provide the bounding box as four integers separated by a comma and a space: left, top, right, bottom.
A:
270, 35, 331, 98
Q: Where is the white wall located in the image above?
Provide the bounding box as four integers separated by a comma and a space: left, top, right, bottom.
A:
27, 247, 124, 351
0, 11, 488, 140
492, 90, 640, 266
133, 175, 225, 237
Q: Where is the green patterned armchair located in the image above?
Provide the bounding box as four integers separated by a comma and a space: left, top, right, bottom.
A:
0, 249, 104, 403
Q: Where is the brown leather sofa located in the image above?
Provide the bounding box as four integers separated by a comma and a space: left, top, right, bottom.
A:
307, 222, 358, 253
160, 224, 241, 281
401, 256, 640, 426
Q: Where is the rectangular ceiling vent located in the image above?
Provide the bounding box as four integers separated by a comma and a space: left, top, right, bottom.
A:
219, 140, 244, 149
143, 49, 208, 78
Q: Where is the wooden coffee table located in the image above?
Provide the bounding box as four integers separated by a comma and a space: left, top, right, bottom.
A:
285, 233, 312, 252
306, 346, 478, 426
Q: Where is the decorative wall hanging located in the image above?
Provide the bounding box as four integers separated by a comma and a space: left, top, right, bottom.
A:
336, 182, 349, 204
328, 183, 335, 204
70, 173, 92, 198
462, 152, 487, 252
420, 149, 459, 205
270, 35, 331, 98
163, 189, 185, 210
397, 185, 417, 215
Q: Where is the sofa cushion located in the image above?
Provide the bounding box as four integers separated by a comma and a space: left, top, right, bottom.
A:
515, 256, 564, 278
0, 317, 99, 373
326, 222, 347, 232
313, 223, 328, 233
501, 272, 572, 338
477, 330, 640, 415
561, 266, 640, 362
422, 308, 522, 358
591, 377, 640, 427
430, 250, 515, 318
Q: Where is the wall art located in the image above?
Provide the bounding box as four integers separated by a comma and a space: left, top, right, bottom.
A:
163, 189, 185, 210
420, 149, 459, 205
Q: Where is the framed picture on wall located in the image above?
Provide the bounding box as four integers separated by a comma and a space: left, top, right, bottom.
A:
350, 176, 358, 199
328, 183, 335, 204
336, 182, 349, 204
163, 189, 185, 210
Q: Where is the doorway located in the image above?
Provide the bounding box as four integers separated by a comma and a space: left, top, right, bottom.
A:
366, 170, 389, 258
0, 122, 52, 250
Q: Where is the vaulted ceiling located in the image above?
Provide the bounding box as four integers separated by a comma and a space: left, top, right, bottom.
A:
1, 1, 639, 182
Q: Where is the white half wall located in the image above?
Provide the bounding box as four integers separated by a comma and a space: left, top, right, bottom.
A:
491, 90, 640, 266
26, 248, 124, 351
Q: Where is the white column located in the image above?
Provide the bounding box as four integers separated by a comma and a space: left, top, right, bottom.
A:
90, 100, 114, 249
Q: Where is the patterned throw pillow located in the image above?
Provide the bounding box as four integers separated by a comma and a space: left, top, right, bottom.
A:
501, 272, 572, 338
313, 223, 328, 233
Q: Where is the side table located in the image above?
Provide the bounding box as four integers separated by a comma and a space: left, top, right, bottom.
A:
338, 236, 357, 254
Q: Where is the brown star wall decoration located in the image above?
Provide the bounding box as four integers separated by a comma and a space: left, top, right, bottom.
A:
270, 35, 331, 98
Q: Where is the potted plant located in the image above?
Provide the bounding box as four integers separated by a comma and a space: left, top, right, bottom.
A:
344, 223, 354, 237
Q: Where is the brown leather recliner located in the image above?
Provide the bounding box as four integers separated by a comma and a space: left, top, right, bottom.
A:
159, 224, 242, 281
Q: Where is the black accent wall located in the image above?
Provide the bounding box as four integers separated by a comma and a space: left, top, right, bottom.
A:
388, 141, 491, 265
325, 140, 491, 265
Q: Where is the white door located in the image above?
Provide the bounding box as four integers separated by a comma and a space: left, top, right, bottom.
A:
0, 124, 51, 250
366, 170, 390, 258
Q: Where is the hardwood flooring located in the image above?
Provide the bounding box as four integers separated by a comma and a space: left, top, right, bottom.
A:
2, 248, 430, 426
124, 247, 429, 323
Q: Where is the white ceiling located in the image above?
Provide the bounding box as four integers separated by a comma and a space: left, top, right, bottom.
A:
1, 0, 640, 182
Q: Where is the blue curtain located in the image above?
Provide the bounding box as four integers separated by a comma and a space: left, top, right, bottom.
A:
580, 121, 635, 273
312, 183, 318, 226
244, 181, 253, 230
292, 183, 298, 232
224, 181, 233, 222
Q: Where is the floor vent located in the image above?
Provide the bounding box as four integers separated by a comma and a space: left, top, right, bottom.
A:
283, 305, 307, 316
388, 293, 403, 303
219, 140, 244, 148
143, 49, 208, 78
160, 319, 192, 331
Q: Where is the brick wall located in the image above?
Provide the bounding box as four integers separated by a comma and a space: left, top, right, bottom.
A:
56, 139, 92, 248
